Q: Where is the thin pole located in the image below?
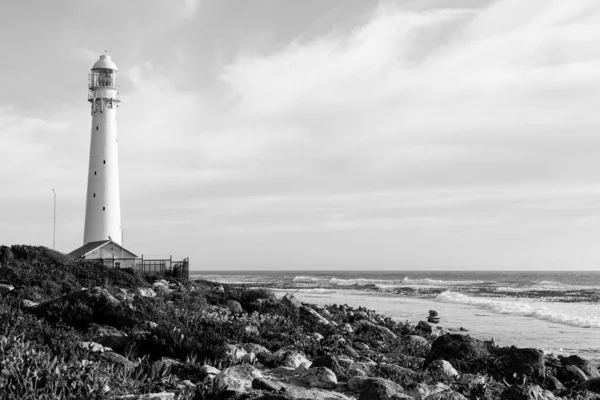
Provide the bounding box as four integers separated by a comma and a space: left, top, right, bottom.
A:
52, 189, 56, 250
121, 228, 124, 259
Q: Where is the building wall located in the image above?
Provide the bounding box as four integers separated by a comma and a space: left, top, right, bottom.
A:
83, 93, 122, 245
85, 244, 136, 269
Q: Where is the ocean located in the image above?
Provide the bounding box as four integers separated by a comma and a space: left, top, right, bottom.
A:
189, 270, 600, 365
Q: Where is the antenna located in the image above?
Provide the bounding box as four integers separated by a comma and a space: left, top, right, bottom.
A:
52, 189, 56, 250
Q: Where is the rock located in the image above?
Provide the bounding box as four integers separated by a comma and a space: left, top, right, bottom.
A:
424, 334, 490, 367
358, 377, 404, 400
79, 341, 110, 353
136, 288, 156, 298
557, 364, 588, 386
428, 360, 459, 379
0, 283, 14, 295
377, 363, 418, 381
281, 294, 302, 309
576, 377, 600, 394
545, 376, 565, 392
273, 349, 309, 368
294, 361, 312, 374
152, 281, 169, 292
354, 342, 370, 351
405, 382, 451, 400
341, 323, 355, 334
417, 321, 433, 333
301, 305, 331, 325
560, 355, 600, 379
242, 352, 257, 364
21, 299, 39, 308
243, 343, 271, 354
425, 390, 468, 400
213, 364, 263, 393
252, 377, 284, 392
145, 321, 158, 330
225, 344, 247, 363
456, 374, 486, 386
312, 332, 324, 341
227, 299, 243, 314
497, 348, 545, 384
199, 365, 221, 377
500, 383, 558, 400
354, 319, 397, 340
245, 325, 260, 336
100, 352, 138, 369
87, 323, 128, 352
115, 393, 175, 399
347, 376, 369, 392
407, 335, 430, 347
291, 367, 338, 390
311, 355, 346, 378
261, 381, 354, 400
336, 355, 355, 369
36, 287, 131, 327
348, 362, 371, 377
271, 366, 297, 376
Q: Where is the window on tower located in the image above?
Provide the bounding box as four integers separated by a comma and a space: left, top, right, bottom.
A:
103, 207, 105, 211
93, 193, 96, 197
94, 171, 97, 175
103, 160, 106, 164
96, 126, 98, 131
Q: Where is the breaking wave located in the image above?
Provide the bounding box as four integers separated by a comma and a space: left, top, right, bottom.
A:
436, 291, 600, 328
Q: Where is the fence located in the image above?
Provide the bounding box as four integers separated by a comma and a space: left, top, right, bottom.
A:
97, 256, 189, 280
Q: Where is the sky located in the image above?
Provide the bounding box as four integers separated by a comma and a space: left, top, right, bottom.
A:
2, 0, 600, 270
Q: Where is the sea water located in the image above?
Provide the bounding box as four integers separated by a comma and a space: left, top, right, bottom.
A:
190, 271, 600, 365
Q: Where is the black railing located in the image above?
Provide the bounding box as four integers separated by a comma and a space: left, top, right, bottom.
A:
97, 256, 189, 280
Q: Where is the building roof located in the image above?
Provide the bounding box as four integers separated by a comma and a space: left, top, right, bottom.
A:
92, 54, 118, 71
69, 239, 137, 258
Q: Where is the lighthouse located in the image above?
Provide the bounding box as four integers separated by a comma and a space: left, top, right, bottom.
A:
83, 54, 122, 245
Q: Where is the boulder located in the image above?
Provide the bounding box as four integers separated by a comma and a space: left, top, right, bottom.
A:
301, 306, 331, 325
428, 359, 459, 379
417, 321, 433, 333
347, 376, 369, 392
497, 348, 545, 384
358, 377, 405, 400
271, 366, 296, 376
281, 294, 302, 309
348, 362, 371, 377
273, 349, 309, 368
354, 319, 397, 340
560, 355, 600, 379
0, 283, 14, 295
87, 323, 129, 353
407, 335, 430, 347
295, 361, 312, 374
311, 355, 346, 378
225, 344, 247, 363
242, 352, 257, 364
576, 377, 600, 394
545, 376, 565, 392
500, 383, 558, 400
261, 381, 354, 400
424, 334, 490, 367
245, 325, 260, 336
252, 377, 284, 392
243, 343, 271, 354
291, 367, 338, 390
213, 364, 263, 393
556, 364, 588, 386
198, 365, 220, 377
227, 300, 243, 314
354, 342, 370, 351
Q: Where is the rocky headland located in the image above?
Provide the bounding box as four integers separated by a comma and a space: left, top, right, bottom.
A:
0, 245, 599, 399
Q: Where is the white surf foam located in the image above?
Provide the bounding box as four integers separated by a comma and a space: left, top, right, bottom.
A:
436, 291, 600, 328
292, 276, 326, 283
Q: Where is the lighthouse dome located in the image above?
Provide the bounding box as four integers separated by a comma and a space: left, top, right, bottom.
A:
92, 54, 118, 71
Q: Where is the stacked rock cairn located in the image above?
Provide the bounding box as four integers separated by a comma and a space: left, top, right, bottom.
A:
427, 309, 440, 324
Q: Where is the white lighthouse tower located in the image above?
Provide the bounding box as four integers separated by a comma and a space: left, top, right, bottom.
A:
83, 54, 122, 245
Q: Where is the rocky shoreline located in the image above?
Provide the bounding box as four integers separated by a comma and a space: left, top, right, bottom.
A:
1, 245, 600, 399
